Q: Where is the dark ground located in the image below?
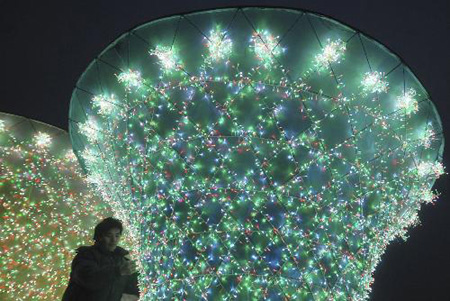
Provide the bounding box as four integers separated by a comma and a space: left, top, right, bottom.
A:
0, 1, 449, 300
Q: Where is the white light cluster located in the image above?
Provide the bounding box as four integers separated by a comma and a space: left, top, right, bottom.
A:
34, 132, 52, 148
397, 88, 418, 115
315, 39, 346, 70
361, 71, 389, 94
117, 69, 143, 90
78, 117, 100, 142
81, 148, 100, 165
92, 94, 117, 116
206, 28, 232, 62
421, 128, 436, 149
251, 30, 282, 68
420, 189, 438, 203
0, 120, 5, 132
417, 161, 445, 178
149, 45, 179, 71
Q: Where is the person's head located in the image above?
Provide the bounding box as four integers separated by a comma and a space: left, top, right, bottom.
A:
93, 217, 123, 252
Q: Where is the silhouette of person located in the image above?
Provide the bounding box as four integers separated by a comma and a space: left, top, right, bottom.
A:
62, 217, 139, 301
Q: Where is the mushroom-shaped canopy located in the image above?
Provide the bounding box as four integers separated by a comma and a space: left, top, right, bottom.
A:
69, 7, 444, 300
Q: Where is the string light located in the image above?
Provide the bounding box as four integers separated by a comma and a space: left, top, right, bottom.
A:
69, 8, 444, 300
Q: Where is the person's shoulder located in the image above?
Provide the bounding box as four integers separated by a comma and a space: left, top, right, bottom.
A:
114, 246, 129, 256
74, 245, 97, 258
76, 245, 95, 253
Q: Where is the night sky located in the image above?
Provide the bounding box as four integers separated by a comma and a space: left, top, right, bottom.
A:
1, 0, 449, 300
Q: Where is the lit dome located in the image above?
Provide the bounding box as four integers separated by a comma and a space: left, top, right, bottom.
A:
69, 7, 444, 300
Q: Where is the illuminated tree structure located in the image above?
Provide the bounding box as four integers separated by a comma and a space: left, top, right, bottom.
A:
0, 113, 133, 300
68, 7, 444, 300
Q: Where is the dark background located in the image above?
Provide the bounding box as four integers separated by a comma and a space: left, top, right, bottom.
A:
0, 1, 448, 300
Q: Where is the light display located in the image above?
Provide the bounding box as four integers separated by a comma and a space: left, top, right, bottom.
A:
68, 7, 444, 300
0, 113, 133, 300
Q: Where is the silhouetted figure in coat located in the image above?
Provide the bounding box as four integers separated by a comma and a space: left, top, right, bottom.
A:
62, 217, 139, 301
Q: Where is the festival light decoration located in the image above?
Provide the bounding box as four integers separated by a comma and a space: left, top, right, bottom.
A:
0, 113, 133, 300
68, 8, 444, 300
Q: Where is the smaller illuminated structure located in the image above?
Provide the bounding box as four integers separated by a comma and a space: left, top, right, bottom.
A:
0, 113, 133, 300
